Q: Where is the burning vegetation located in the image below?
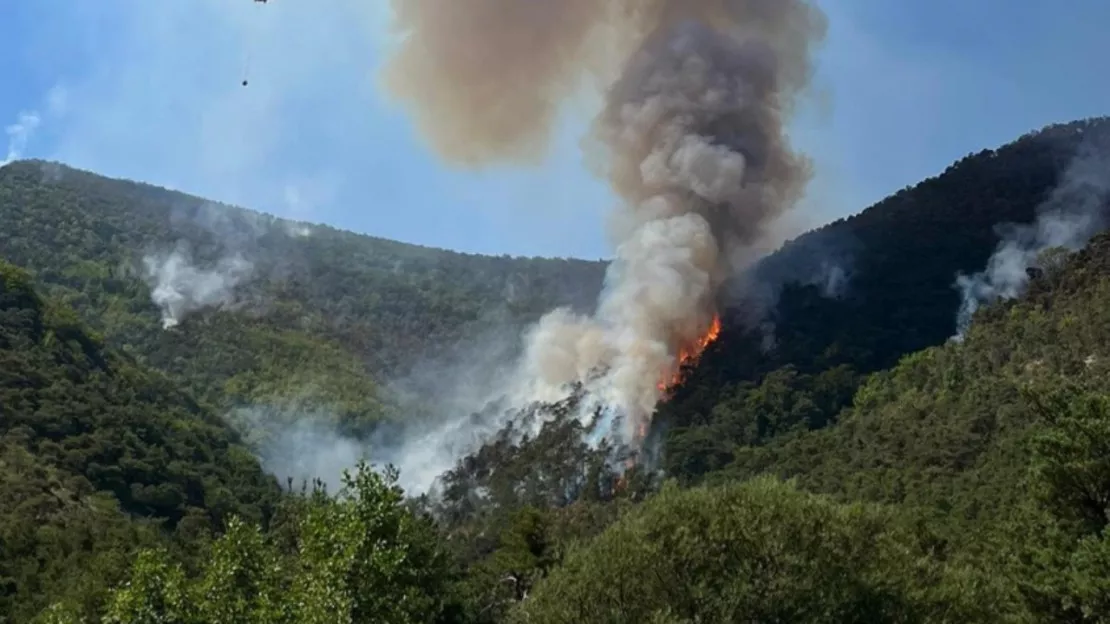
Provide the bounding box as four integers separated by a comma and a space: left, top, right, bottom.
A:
659, 314, 723, 395
382, 0, 825, 467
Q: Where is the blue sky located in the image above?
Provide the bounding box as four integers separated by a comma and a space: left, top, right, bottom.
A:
2, 0, 1108, 260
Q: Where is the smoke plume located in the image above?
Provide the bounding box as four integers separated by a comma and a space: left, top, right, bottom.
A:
2, 85, 68, 167
233, 405, 369, 494
383, 0, 826, 452
143, 242, 253, 328
141, 198, 318, 329
3, 113, 41, 167
954, 139, 1110, 338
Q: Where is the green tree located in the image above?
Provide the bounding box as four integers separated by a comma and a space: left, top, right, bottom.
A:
289, 462, 454, 624
514, 478, 1022, 623
1027, 385, 1110, 534
193, 517, 289, 623
97, 462, 458, 624
103, 550, 191, 624
1014, 384, 1110, 621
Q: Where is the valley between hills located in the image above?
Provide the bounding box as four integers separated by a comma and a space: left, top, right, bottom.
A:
2, 117, 1110, 622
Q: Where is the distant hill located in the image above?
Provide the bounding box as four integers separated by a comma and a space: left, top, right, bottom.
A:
0, 161, 607, 430
1, 118, 1106, 449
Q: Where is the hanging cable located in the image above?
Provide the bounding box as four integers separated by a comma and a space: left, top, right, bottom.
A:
241, 0, 268, 86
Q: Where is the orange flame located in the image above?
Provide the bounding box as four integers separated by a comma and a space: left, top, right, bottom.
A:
629, 314, 723, 451
657, 315, 722, 395
615, 316, 722, 493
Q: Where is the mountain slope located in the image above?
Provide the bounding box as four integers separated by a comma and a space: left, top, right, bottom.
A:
705, 230, 1110, 621
0, 261, 282, 620
0, 160, 607, 426
4, 117, 1110, 623
723, 228, 1110, 515
1, 118, 1104, 469
658, 116, 1110, 480
437, 191, 1110, 624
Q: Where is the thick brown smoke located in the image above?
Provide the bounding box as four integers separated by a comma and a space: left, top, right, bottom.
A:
381, 0, 611, 165
383, 0, 827, 448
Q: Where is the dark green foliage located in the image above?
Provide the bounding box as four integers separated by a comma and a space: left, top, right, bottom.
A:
92, 463, 458, 624
664, 231, 1110, 620
1011, 384, 1110, 621
715, 230, 1110, 516
1027, 386, 1110, 535
663, 363, 860, 480
0, 260, 281, 621
513, 478, 1024, 623
0, 443, 161, 623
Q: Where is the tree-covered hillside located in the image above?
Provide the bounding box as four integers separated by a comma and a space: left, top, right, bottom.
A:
2, 119, 1105, 442
659, 116, 1110, 481
0, 261, 283, 621
0, 160, 606, 428
3, 116, 1110, 622
432, 194, 1110, 623
28, 222, 1110, 622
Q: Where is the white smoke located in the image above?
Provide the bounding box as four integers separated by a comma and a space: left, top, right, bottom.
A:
281, 181, 329, 238
3, 112, 41, 167
141, 196, 323, 328
142, 242, 253, 328
812, 260, 849, 298
173, 1, 827, 497
954, 141, 1110, 338
233, 405, 368, 494
2, 85, 68, 167
234, 386, 514, 498
371, 316, 535, 494
233, 385, 521, 497
378, 412, 502, 495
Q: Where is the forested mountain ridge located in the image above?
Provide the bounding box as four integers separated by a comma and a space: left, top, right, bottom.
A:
658, 115, 1110, 479
2, 116, 1109, 622
0, 160, 607, 428
1, 117, 1105, 438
